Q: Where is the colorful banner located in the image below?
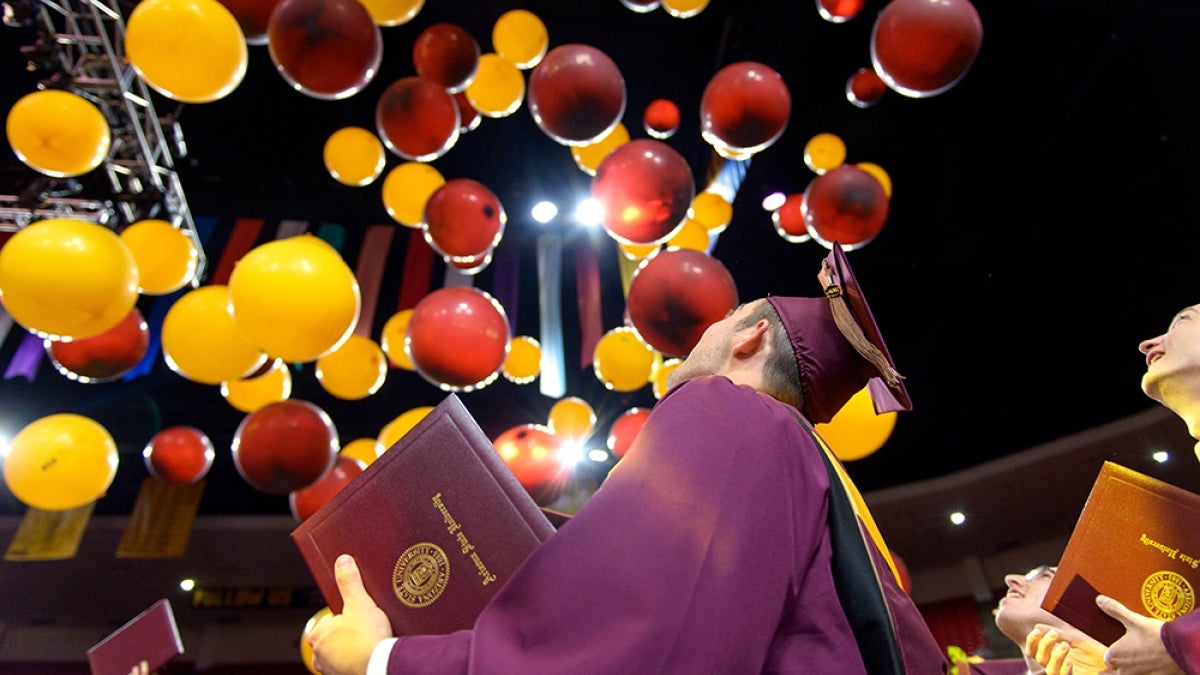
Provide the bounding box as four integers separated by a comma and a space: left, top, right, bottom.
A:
396, 228, 435, 311
537, 234, 565, 398
5, 502, 96, 561
575, 239, 603, 369
352, 224, 395, 337
209, 217, 265, 285
2, 331, 42, 381
117, 478, 206, 558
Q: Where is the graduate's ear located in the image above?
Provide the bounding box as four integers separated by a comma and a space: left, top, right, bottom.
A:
731, 319, 770, 358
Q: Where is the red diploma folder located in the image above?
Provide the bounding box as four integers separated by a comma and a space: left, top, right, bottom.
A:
1042, 461, 1200, 645
291, 394, 557, 636
86, 598, 183, 675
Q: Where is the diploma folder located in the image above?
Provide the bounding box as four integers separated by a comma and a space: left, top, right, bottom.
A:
1041, 461, 1200, 645
291, 394, 556, 636
86, 598, 183, 675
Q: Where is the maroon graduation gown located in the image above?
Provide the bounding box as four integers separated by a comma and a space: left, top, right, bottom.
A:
1164, 610, 1200, 674
387, 376, 947, 673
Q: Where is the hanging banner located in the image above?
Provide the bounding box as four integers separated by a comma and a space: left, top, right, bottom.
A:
209, 217, 265, 285
116, 478, 205, 558
352, 224, 395, 337
2, 331, 43, 381
396, 228, 435, 311
575, 240, 603, 369
491, 244, 520, 335
5, 502, 96, 561
275, 219, 309, 239
537, 234, 565, 398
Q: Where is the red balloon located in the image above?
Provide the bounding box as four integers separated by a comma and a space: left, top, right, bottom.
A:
870, 0, 983, 98
412, 23, 480, 93
453, 91, 481, 133
607, 407, 650, 459
232, 400, 338, 495
643, 98, 681, 139
423, 178, 506, 261
626, 248, 738, 357
376, 76, 461, 161
772, 193, 810, 243
267, 0, 382, 100
405, 287, 509, 391
46, 308, 149, 383
846, 67, 886, 108
591, 139, 695, 245
527, 44, 626, 146
493, 424, 566, 505
445, 249, 492, 275
803, 164, 889, 250
289, 454, 365, 522
143, 426, 215, 485
817, 0, 864, 23
700, 61, 791, 159
216, 0, 284, 44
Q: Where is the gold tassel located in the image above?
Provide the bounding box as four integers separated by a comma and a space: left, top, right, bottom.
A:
823, 265, 904, 388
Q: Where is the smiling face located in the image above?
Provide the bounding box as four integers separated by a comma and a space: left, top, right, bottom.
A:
993, 565, 1061, 644
1139, 305, 1200, 403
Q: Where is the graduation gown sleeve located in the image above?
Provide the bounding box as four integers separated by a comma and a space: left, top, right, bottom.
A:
1163, 610, 1200, 674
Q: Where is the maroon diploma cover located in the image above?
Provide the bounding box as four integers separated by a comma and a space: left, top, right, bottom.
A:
1042, 461, 1200, 645
86, 598, 183, 675
291, 394, 557, 636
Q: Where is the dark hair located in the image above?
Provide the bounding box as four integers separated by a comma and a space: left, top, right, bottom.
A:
736, 301, 803, 410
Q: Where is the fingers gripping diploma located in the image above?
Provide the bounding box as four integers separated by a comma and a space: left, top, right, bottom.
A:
309, 555, 394, 675
1094, 595, 1185, 675
1025, 625, 1111, 675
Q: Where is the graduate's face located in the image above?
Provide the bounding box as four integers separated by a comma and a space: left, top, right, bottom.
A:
1139, 305, 1200, 402
666, 301, 760, 389
993, 565, 1060, 644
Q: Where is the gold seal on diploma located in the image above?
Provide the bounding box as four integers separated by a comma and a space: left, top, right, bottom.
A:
1141, 570, 1195, 620
394, 543, 450, 608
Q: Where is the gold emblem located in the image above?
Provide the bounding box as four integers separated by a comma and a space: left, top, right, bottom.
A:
1141, 570, 1195, 620
393, 543, 450, 609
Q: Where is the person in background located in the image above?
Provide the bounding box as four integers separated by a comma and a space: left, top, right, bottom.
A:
1026, 304, 1200, 674
307, 245, 948, 674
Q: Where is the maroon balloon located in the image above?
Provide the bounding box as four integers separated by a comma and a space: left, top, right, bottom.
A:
453, 91, 481, 133
846, 67, 887, 108
423, 178, 506, 261
376, 76, 461, 161
215, 0, 284, 44
606, 407, 650, 459
405, 287, 509, 391
870, 0, 983, 97
412, 23, 480, 93
591, 139, 695, 245
527, 44, 626, 146
700, 61, 791, 159
817, 0, 864, 23
232, 400, 338, 495
643, 98, 680, 139
289, 454, 365, 522
493, 424, 566, 505
267, 0, 382, 100
626, 248, 738, 357
772, 193, 810, 243
803, 164, 890, 250
46, 308, 149, 383
143, 426, 215, 485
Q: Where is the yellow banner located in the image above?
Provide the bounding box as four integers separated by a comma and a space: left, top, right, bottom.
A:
116, 478, 205, 558
5, 502, 95, 561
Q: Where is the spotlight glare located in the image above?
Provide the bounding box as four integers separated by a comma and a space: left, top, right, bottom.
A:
587, 448, 610, 463
179, 578, 196, 592
561, 441, 585, 467
531, 200, 558, 223
949, 511, 966, 526
1152, 450, 1169, 463
761, 191, 786, 211
574, 198, 604, 227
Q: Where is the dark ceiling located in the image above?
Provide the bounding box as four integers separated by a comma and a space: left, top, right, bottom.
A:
1, 0, 1199, 522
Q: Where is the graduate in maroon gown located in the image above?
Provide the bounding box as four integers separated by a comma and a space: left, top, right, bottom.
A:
310, 245, 948, 674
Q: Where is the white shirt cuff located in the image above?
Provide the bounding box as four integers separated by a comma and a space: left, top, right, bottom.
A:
366, 637, 398, 675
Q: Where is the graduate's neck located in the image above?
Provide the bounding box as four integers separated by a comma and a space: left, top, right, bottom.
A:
1156, 380, 1200, 441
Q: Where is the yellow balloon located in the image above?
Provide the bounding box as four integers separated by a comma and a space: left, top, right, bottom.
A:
593, 327, 654, 392
378, 406, 434, 451
340, 437, 382, 467
299, 606, 333, 674
465, 53, 525, 118
163, 285, 266, 385
119, 219, 199, 295
856, 161, 894, 198
0, 218, 139, 340
548, 396, 596, 442
5, 90, 111, 177
492, 9, 548, 69
814, 387, 898, 462
324, 127, 385, 187
228, 235, 361, 363
125, 0, 247, 103
690, 191, 733, 233
315, 334, 387, 400
571, 122, 630, 176
666, 218, 711, 252
358, 0, 423, 26
804, 132, 847, 175
662, 0, 710, 18
381, 162, 445, 228
503, 335, 541, 384
220, 358, 292, 413
2, 413, 118, 511
380, 309, 415, 370
652, 357, 682, 399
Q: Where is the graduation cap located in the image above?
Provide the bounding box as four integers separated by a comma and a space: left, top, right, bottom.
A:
765, 243, 910, 424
